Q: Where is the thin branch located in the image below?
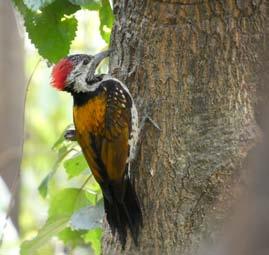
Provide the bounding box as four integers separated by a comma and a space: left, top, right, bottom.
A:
80, 175, 93, 191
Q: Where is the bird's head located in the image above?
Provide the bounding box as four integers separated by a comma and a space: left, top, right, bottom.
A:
51, 50, 111, 93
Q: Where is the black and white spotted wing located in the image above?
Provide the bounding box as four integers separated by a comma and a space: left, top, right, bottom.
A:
99, 78, 139, 163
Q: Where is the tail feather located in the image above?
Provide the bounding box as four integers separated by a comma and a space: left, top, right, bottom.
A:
122, 178, 142, 243
103, 178, 142, 248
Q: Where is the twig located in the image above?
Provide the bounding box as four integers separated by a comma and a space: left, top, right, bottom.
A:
80, 175, 93, 191
74, 175, 94, 209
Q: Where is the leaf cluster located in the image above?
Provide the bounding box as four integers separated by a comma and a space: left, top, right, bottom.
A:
12, 0, 114, 63
21, 130, 104, 255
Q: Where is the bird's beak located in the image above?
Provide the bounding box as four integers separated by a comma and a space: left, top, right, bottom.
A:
86, 49, 113, 81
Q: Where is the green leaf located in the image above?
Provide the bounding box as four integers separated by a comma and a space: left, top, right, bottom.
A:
38, 150, 73, 199
58, 227, 85, 246
64, 152, 89, 179
52, 144, 74, 172
25, 1, 79, 63
83, 228, 102, 255
38, 144, 75, 198
51, 124, 74, 150
21, 188, 93, 254
20, 215, 69, 255
70, 200, 104, 230
50, 189, 96, 246
49, 188, 93, 218
38, 173, 52, 198
23, 0, 55, 11
13, 0, 79, 63
69, 0, 101, 10
99, 0, 114, 43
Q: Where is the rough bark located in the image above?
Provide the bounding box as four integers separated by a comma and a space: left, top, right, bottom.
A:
0, 0, 25, 228
103, 1, 267, 254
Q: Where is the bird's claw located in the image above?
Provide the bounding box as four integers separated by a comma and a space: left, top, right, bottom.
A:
64, 129, 77, 141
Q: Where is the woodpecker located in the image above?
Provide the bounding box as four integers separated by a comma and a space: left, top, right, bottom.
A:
51, 51, 142, 247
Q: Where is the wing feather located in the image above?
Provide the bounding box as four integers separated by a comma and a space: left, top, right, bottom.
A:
100, 80, 132, 181
73, 79, 133, 184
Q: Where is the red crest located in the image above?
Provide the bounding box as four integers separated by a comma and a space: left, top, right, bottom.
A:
51, 59, 73, 90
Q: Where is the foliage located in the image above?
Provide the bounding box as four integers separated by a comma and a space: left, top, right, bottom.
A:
21, 188, 103, 255
99, 0, 114, 43
21, 129, 105, 254
83, 228, 102, 255
12, 0, 114, 63
15, 0, 115, 254
64, 153, 89, 179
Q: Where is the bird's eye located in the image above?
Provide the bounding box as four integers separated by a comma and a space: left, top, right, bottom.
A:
82, 59, 89, 65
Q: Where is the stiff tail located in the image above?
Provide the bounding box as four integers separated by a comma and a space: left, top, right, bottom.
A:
103, 178, 142, 248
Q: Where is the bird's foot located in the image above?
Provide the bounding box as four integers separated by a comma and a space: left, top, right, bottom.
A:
130, 112, 161, 163
64, 129, 77, 141
139, 115, 161, 134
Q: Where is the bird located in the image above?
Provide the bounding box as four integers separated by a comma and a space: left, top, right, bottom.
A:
50, 51, 142, 247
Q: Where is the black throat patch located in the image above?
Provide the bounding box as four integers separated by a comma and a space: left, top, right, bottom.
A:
71, 75, 104, 106
72, 91, 95, 106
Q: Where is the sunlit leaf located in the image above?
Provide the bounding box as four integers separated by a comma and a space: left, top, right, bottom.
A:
83, 228, 102, 255
21, 189, 94, 254
39, 126, 78, 198
38, 173, 52, 198
23, 0, 55, 11
64, 152, 89, 179
53, 145, 74, 170
38, 145, 75, 198
85, 190, 97, 205
86, 181, 103, 202
99, 0, 114, 43
70, 200, 104, 230
49, 188, 93, 217
12, 0, 79, 63
20, 215, 69, 255
58, 227, 85, 246
51, 124, 74, 150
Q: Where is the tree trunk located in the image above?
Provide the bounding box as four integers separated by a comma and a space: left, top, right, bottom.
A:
103, 1, 267, 254
0, 0, 25, 228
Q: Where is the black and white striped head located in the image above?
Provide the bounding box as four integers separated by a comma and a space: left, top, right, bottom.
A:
51, 51, 111, 93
